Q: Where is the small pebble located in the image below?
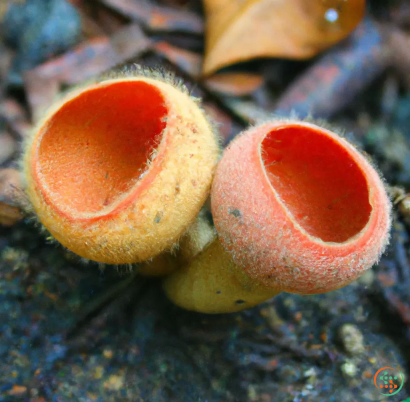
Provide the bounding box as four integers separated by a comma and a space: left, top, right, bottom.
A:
341, 361, 358, 377
103, 349, 113, 359
104, 374, 124, 391
339, 324, 365, 355
304, 367, 317, 378
357, 270, 375, 287
94, 366, 104, 380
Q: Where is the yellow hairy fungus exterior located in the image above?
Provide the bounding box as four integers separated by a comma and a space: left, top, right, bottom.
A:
23, 72, 220, 267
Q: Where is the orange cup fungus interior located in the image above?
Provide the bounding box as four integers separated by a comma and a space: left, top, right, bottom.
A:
36, 81, 167, 217
261, 125, 371, 243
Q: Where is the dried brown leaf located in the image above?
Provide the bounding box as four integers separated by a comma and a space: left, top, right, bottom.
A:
153, 41, 202, 77
0, 168, 23, 226
204, 72, 263, 96
100, 0, 203, 34
203, 0, 365, 75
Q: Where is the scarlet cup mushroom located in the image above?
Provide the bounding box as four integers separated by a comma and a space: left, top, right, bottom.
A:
164, 120, 391, 313
23, 70, 220, 267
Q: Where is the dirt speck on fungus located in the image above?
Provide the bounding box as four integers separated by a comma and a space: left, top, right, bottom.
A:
154, 211, 164, 223
228, 208, 242, 218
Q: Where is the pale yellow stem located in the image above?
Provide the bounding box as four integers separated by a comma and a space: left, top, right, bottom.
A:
163, 238, 279, 313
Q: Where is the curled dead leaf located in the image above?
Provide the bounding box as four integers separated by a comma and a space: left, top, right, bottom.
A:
204, 72, 263, 96
203, 0, 365, 75
153, 41, 202, 78
0, 168, 23, 226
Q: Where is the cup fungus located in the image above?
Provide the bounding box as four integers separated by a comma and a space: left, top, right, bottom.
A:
23, 72, 220, 266
164, 120, 391, 313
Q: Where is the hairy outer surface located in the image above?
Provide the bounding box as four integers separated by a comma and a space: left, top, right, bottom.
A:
163, 238, 279, 313
211, 120, 391, 295
24, 76, 220, 265
139, 206, 215, 276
